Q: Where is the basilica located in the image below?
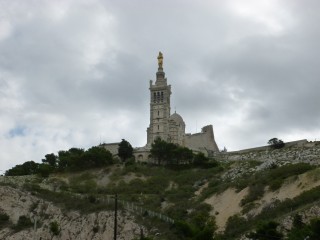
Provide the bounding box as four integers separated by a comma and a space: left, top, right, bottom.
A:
133, 52, 219, 162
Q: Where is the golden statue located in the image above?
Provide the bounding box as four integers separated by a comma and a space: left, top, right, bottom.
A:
157, 51, 163, 68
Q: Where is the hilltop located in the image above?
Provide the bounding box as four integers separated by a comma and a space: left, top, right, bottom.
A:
1, 141, 320, 239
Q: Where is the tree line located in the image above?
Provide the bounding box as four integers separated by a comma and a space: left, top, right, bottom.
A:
5, 138, 216, 177
151, 138, 216, 167
5, 146, 114, 177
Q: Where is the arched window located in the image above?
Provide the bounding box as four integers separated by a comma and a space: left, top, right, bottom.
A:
153, 92, 156, 103
161, 92, 164, 102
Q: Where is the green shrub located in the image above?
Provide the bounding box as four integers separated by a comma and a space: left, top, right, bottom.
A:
292, 214, 304, 229
241, 183, 265, 206
193, 152, 209, 166
50, 221, 60, 236
287, 217, 320, 240
0, 213, 9, 229
224, 214, 248, 238
228, 163, 315, 195
93, 225, 99, 233
5, 161, 39, 176
174, 220, 196, 238
310, 218, 320, 238
226, 186, 320, 238
22, 184, 114, 213
80, 180, 97, 193
69, 174, 97, 194
38, 164, 54, 178
13, 215, 33, 231
241, 202, 258, 214
269, 178, 283, 191
268, 163, 314, 184
125, 157, 136, 166
247, 221, 283, 240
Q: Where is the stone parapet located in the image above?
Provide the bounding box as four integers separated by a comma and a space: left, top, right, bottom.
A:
218, 141, 320, 165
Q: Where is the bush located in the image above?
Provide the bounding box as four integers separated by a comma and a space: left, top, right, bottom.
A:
268, 138, 285, 149
193, 152, 208, 166
125, 157, 136, 166
269, 178, 283, 191
70, 179, 97, 194
0, 213, 9, 229
241, 183, 265, 206
231, 163, 314, 194
175, 221, 195, 237
13, 215, 33, 231
93, 225, 99, 233
5, 161, 39, 176
38, 164, 54, 178
247, 221, 283, 240
310, 218, 320, 238
224, 214, 248, 238
50, 221, 60, 236
287, 217, 320, 240
292, 214, 304, 229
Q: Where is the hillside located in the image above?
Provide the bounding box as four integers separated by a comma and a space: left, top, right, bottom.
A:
1, 144, 320, 239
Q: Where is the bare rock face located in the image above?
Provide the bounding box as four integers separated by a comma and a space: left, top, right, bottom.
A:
0, 185, 145, 240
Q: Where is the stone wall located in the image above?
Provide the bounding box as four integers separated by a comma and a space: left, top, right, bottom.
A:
100, 142, 120, 157
219, 141, 320, 165
132, 147, 152, 163
234, 139, 308, 154
184, 125, 219, 156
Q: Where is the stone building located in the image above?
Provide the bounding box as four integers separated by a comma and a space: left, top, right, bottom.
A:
133, 52, 219, 162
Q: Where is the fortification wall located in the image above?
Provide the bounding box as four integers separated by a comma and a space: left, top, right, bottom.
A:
219, 141, 320, 165
232, 139, 308, 154
184, 125, 219, 156
100, 143, 120, 156
133, 147, 152, 163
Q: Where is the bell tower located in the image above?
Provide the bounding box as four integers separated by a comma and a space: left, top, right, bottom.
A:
147, 52, 171, 146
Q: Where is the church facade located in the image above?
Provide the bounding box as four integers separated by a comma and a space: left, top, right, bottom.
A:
133, 52, 219, 162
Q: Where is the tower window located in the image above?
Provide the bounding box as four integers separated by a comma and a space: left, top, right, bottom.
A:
161, 92, 164, 102
158, 111, 159, 116
157, 92, 160, 102
153, 92, 156, 103
158, 125, 159, 130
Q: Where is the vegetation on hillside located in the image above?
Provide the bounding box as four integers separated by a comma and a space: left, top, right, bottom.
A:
5, 139, 214, 177
5, 160, 319, 239
5, 146, 113, 177
287, 215, 320, 240
2, 139, 320, 239
150, 138, 216, 167
268, 138, 285, 149
118, 139, 134, 162
0, 213, 10, 230
151, 138, 194, 165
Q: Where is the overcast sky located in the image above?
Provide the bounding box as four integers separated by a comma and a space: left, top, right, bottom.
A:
1, 0, 320, 173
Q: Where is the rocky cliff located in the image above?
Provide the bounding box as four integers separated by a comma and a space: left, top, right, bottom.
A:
0, 185, 145, 240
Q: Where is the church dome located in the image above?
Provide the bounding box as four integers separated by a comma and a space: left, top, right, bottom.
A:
170, 112, 185, 124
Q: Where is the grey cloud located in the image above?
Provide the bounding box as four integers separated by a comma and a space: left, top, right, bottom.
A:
1, 0, 320, 171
